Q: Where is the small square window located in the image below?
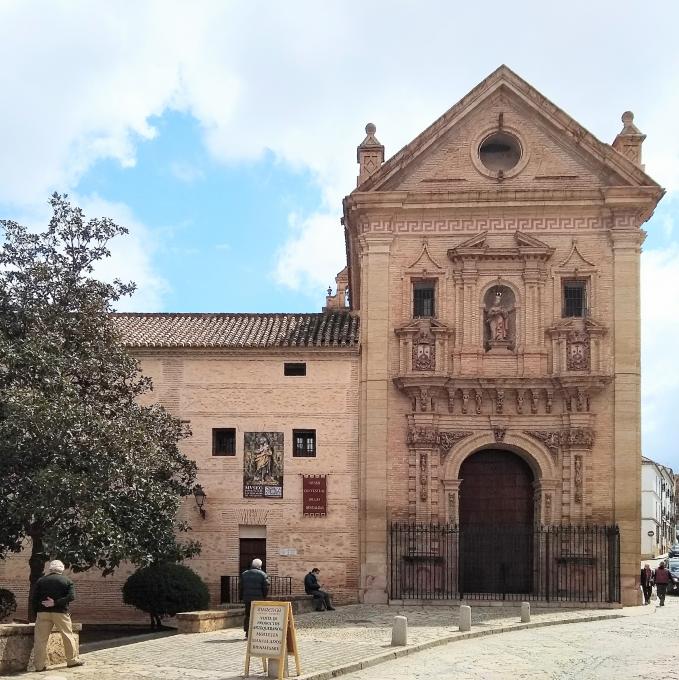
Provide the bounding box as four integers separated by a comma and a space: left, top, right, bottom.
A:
563, 280, 587, 318
293, 429, 316, 457
212, 428, 236, 456
413, 281, 435, 317
284, 362, 306, 376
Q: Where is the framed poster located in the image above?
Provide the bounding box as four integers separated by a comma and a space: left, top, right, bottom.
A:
243, 432, 284, 498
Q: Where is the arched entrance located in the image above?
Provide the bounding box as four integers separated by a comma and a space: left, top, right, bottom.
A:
459, 449, 534, 594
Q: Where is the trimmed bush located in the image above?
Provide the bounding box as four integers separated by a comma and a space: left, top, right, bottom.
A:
0, 588, 17, 622
123, 563, 209, 629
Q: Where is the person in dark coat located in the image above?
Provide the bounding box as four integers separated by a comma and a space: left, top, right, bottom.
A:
240, 558, 269, 637
654, 561, 670, 606
32, 560, 85, 672
640, 563, 654, 605
304, 568, 335, 611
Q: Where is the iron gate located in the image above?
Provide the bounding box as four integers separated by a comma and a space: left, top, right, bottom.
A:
389, 523, 620, 602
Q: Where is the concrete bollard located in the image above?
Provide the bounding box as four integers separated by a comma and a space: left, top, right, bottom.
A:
520, 602, 530, 623
268, 657, 288, 678
459, 605, 471, 632
391, 615, 408, 646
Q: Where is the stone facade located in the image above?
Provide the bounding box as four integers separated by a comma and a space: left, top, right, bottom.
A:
345, 65, 663, 606
0, 66, 663, 616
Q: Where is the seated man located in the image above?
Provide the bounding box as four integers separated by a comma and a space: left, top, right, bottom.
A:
304, 567, 335, 611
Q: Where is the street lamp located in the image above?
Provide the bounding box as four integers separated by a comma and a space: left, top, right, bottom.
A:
193, 485, 207, 519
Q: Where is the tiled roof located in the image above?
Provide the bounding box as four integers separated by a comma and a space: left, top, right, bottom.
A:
111, 312, 360, 349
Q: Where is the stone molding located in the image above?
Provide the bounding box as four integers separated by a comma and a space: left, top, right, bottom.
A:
523, 427, 596, 457
406, 425, 473, 452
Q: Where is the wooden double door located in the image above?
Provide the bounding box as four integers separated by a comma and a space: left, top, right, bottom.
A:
458, 449, 535, 594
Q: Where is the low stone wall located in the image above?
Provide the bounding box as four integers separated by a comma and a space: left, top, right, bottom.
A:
0, 622, 82, 674
176, 595, 323, 634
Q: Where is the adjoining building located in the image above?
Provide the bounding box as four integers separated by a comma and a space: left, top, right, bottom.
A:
0, 66, 664, 619
641, 457, 676, 558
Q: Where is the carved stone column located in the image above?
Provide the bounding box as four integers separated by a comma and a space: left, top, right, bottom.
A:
533, 479, 559, 526
406, 415, 439, 522
442, 479, 462, 525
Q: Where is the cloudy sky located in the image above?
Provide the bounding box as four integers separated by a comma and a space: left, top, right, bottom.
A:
0, 0, 677, 469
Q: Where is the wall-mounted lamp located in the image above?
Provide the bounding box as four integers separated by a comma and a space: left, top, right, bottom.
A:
193, 485, 207, 519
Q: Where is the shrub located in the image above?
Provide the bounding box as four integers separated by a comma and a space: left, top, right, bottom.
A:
0, 588, 17, 622
122, 563, 209, 629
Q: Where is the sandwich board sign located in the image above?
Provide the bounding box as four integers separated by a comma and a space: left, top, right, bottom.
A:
244, 601, 301, 679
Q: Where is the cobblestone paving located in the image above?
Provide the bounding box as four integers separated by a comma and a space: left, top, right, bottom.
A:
342, 598, 677, 680
21, 603, 626, 680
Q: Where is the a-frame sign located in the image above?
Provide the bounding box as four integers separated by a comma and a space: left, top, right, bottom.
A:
244, 600, 301, 679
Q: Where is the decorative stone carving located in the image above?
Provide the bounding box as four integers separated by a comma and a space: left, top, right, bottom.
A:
574, 456, 583, 503
439, 430, 474, 452
524, 430, 562, 456
407, 425, 439, 448
420, 452, 428, 500
495, 388, 505, 414
567, 329, 590, 371
523, 427, 595, 457
493, 427, 506, 443
412, 322, 436, 371
516, 389, 525, 414
474, 389, 483, 414
446, 386, 455, 414
461, 389, 469, 414
530, 389, 539, 414
546, 390, 553, 414
419, 387, 433, 412
448, 491, 457, 525
544, 493, 552, 523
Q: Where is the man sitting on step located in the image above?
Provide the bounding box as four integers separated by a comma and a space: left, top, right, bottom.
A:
304, 567, 335, 611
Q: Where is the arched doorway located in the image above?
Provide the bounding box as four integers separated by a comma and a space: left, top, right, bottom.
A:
459, 449, 534, 594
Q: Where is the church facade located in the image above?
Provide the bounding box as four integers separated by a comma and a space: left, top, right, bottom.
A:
0, 66, 664, 619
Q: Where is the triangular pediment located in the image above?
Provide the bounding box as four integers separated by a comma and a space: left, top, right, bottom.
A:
356, 65, 660, 193
558, 240, 596, 269
406, 241, 444, 272
547, 316, 608, 337
448, 230, 554, 261
395, 317, 450, 336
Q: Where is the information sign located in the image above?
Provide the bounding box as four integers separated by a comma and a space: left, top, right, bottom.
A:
244, 600, 301, 679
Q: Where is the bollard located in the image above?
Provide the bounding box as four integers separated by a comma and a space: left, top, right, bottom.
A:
268, 657, 288, 678
520, 602, 530, 623
459, 605, 471, 632
391, 615, 408, 646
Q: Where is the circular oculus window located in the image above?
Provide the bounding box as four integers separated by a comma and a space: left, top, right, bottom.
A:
478, 132, 522, 172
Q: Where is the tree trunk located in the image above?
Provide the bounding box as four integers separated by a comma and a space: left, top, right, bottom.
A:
28, 534, 46, 622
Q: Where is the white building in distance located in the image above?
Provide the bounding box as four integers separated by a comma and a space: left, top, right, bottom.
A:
641, 457, 676, 558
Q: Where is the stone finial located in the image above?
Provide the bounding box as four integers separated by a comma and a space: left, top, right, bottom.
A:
612, 110, 646, 168
357, 122, 384, 186
322, 266, 350, 311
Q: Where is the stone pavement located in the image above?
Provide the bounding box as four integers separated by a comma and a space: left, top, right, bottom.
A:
341, 596, 677, 680
18, 603, 629, 680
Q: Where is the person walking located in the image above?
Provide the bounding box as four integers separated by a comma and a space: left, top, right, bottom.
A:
304, 568, 335, 611
640, 563, 654, 605
240, 558, 269, 639
654, 561, 670, 606
32, 560, 84, 672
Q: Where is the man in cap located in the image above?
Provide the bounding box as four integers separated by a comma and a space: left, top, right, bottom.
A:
32, 559, 84, 672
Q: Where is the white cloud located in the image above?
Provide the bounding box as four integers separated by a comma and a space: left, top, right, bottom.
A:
75, 194, 169, 312
169, 162, 204, 184
274, 211, 345, 292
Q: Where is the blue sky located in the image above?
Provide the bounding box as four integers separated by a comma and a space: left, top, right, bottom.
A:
0, 0, 677, 469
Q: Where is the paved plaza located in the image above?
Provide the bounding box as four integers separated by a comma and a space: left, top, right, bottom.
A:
17, 603, 631, 680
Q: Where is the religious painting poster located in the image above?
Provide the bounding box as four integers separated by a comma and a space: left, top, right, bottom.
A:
244, 432, 284, 498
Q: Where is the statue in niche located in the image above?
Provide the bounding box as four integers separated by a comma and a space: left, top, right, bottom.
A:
484, 286, 515, 351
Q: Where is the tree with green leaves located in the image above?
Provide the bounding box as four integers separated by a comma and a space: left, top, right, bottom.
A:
0, 194, 201, 619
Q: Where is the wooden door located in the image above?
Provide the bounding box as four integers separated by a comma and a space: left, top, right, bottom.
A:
458, 450, 534, 594
239, 538, 266, 573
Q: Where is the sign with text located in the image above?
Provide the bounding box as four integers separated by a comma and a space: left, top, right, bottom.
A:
244, 601, 301, 679
302, 475, 327, 516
